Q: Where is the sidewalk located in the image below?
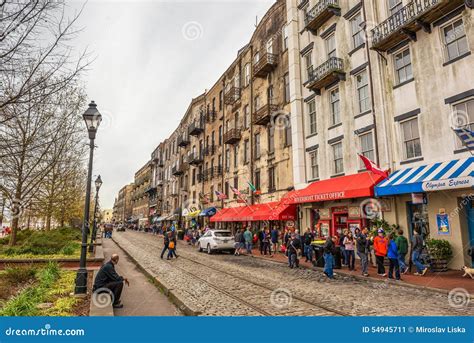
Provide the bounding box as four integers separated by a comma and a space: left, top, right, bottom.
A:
248, 246, 474, 295
101, 238, 181, 316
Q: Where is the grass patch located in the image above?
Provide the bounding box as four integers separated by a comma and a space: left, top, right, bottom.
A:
0, 266, 37, 302
0, 228, 82, 259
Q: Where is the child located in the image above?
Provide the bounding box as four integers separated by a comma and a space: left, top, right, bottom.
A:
387, 233, 401, 281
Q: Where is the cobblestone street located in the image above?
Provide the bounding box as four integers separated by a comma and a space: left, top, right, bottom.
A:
112, 231, 473, 316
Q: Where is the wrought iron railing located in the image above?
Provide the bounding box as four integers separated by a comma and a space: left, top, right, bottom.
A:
305, 0, 339, 27
306, 57, 344, 85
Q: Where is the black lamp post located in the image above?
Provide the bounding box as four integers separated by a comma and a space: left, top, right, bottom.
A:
75, 101, 102, 295
88, 175, 102, 253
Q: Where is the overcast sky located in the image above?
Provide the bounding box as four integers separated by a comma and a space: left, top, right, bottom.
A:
69, 0, 275, 209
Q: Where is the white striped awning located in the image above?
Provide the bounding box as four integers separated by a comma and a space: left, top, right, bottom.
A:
375, 157, 474, 196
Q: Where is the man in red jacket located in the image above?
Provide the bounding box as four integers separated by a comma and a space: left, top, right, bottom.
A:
373, 229, 388, 276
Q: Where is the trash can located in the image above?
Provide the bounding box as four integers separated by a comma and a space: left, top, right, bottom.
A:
312, 245, 325, 268
334, 246, 342, 269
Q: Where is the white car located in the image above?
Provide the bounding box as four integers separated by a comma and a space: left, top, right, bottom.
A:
198, 230, 235, 254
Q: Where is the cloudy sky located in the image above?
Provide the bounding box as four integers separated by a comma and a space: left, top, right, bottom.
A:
69, 0, 275, 209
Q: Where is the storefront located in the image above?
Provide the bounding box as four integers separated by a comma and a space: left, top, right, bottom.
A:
210, 202, 297, 233
284, 172, 386, 239
375, 157, 474, 269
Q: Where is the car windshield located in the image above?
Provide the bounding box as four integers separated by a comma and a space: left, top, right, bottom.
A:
214, 231, 232, 237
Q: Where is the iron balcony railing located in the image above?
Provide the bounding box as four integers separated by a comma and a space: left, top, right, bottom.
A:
188, 152, 204, 165
305, 0, 340, 32
203, 145, 215, 156
206, 109, 217, 123
223, 128, 241, 144
305, 57, 345, 92
224, 87, 241, 105
253, 102, 279, 125
253, 53, 278, 78
188, 118, 205, 136
177, 134, 190, 147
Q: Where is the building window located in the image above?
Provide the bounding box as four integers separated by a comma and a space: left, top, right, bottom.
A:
309, 150, 319, 180
394, 48, 413, 84
359, 132, 375, 168
225, 181, 229, 198
218, 125, 222, 145
282, 25, 288, 50
244, 105, 250, 129
330, 88, 340, 125
401, 117, 422, 160
219, 90, 223, 110
388, 0, 402, 15
233, 177, 238, 198
254, 51, 260, 64
453, 99, 474, 148
326, 34, 336, 59
351, 12, 364, 49
304, 52, 313, 81
308, 100, 317, 135
442, 18, 469, 62
284, 73, 290, 103
284, 120, 292, 147
254, 133, 261, 158
233, 144, 239, 168
254, 95, 260, 111
225, 148, 230, 171
268, 166, 276, 192
268, 125, 275, 153
210, 186, 214, 202
266, 38, 273, 54
244, 63, 251, 87
192, 169, 196, 185
356, 70, 370, 114
255, 170, 261, 190
332, 142, 344, 175
244, 139, 250, 163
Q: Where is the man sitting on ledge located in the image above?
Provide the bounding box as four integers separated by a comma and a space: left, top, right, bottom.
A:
93, 254, 129, 308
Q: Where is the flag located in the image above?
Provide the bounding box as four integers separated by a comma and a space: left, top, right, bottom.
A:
453, 127, 474, 151
358, 154, 389, 179
230, 186, 248, 204
215, 190, 227, 200
199, 192, 210, 204
247, 181, 256, 193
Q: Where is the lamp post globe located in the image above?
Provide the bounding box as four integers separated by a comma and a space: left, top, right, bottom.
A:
75, 101, 102, 295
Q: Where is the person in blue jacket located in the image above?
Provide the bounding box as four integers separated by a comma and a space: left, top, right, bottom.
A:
387, 233, 401, 281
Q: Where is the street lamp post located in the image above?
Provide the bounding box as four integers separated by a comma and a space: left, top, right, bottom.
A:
75, 101, 102, 295
88, 175, 102, 253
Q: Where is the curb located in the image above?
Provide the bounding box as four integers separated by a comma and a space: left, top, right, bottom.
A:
112, 237, 201, 316
250, 254, 474, 299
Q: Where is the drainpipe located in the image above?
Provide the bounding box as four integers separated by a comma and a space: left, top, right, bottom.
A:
221, 79, 226, 230
250, 45, 255, 206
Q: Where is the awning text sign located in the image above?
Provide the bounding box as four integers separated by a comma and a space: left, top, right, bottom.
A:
293, 191, 346, 203
422, 176, 474, 192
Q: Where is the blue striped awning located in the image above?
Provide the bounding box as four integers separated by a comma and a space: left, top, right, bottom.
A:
375, 157, 474, 196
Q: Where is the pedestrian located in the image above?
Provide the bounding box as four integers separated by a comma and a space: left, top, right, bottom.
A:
271, 227, 279, 256
262, 228, 271, 255
339, 229, 348, 266
93, 254, 129, 309
387, 233, 401, 281
258, 227, 265, 254
303, 227, 314, 263
343, 231, 356, 271
287, 233, 301, 268
167, 231, 177, 260
323, 236, 336, 279
411, 229, 428, 276
395, 229, 409, 274
234, 229, 243, 256
243, 227, 253, 254
373, 228, 388, 276
160, 229, 170, 259
356, 227, 370, 277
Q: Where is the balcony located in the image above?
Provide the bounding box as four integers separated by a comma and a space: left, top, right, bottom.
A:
171, 163, 188, 176
253, 53, 278, 78
197, 173, 207, 183
223, 128, 241, 144
188, 118, 205, 136
305, 0, 341, 34
188, 152, 203, 165
305, 57, 345, 94
371, 0, 466, 51
206, 166, 223, 179
224, 87, 241, 105
206, 110, 217, 123
157, 159, 164, 167
177, 135, 190, 147
253, 102, 279, 125
203, 145, 215, 156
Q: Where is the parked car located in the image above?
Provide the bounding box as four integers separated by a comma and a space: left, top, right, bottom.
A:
116, 224, 125, 232
198, 230, 235, 254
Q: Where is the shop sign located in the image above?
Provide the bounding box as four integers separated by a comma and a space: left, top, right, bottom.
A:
436, 213, 450, 235
422, 176, 474, 192
348, 206, 361, 218
286, 220, 295, 227
294, 191, 346, 203
332, 206, 348, 213
411, 193, 427, 205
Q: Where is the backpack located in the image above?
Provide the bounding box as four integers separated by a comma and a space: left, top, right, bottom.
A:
169, 241, 175, 249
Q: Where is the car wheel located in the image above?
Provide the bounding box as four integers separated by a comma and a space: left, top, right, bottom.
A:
198, 244, 203, 252
207, 244, 212, 254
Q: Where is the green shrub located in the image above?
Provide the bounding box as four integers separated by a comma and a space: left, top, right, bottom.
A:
426, 239, 453, 261
3, 266, 37, 285
60, 242, 80, 255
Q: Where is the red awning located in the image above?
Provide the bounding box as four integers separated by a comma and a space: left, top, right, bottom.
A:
284, 172, 385, 205
210, 202, 296, 222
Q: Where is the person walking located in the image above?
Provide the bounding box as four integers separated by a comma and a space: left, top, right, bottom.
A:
160, 229, 170, 259
258, 227, 265, 255
373, 229, 388, 276
262, 228, 271, 255
234, 229, 243, 256
343, 231, 356, 271
167, 231, 178, 259
395, 229, 409, 274
323, 236, 336, 279
271, 227, 279, 256
287, 233, 301, 268
356, 227, 370, 277
412, 229, 428, 276
303, 227, 314, 263
339, 229, 348, 266
243, 227, 253, 254
387, 233, 401, 280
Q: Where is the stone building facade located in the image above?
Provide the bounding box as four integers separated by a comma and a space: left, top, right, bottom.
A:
112, 183, 134, 224
131, 161, 152, 226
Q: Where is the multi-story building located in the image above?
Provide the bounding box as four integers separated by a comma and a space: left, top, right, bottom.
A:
112, 183, 134, 224
131, 161, 152, 227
